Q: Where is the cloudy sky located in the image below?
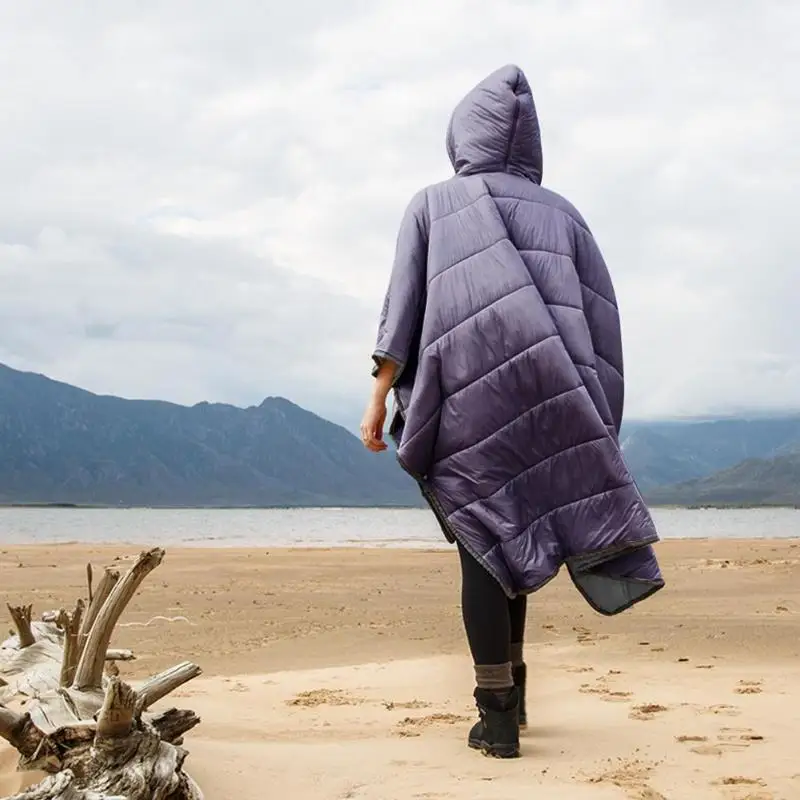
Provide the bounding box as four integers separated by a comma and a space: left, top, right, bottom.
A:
1, 1, 797, 430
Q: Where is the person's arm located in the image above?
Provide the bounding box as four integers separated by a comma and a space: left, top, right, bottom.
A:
371, 358, 398, 406
361, 358, 398, 452
362, 191, 429, 453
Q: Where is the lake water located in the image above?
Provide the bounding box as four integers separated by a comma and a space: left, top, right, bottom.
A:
0, 507, 798, 548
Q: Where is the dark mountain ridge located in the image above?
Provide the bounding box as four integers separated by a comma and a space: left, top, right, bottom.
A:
621, 416, 800, 491
645, 451, 800, 506
0, 363, 421, 507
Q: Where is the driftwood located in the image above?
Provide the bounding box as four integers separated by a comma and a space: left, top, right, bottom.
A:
0, 548, 204, 800
7, 606, 35, 650
77, 569, 120, 669
57, 601, 85, 689
0, 622, 64, 702
1, 567, 127, 706
72, 553, 160, 693
1, 678, 203, 799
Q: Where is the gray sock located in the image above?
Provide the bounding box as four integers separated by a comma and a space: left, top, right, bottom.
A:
475, 662, 513, 690
510, 642, 524, 668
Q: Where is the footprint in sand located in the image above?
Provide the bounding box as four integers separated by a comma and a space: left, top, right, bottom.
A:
730, 794, 773, 800
579, 678, 633, 703
412, 794, 452, 799
714, 775, 768, 788
340, 784, 366, 799
629, 703, 669, 721
691, 742, 749, 756
684, 727, 764, 756
565, 665, 595, 673
697, 704, 741, 717
583, 758, 666, 799
573, 625, 596, 645
383, 700, 432, 711
735, 680, 764, 695
676, 735, 708, 744
718, 726, 764, 743
287, 689, 365, 707
395, 713, 472, 738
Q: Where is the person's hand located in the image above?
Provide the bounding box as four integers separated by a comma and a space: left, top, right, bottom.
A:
360, 399, 388, 452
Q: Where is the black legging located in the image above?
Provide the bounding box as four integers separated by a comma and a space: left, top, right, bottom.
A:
457, 541, 527, 665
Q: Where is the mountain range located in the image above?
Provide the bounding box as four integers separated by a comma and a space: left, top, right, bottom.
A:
620, 417, 800, 503
644, 451, 800, 506
0, 363, 421, 507
1, 362, 798, 507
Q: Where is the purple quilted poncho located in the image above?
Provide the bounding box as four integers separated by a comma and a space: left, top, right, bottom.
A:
373, 64, 664, 614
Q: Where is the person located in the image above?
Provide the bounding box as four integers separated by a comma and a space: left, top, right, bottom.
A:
360, 64, 664, 759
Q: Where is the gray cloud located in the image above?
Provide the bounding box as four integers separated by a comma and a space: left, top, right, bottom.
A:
0, 0, 797, 430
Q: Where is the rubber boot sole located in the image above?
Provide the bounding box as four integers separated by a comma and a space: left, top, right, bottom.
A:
468, 737, 521, 759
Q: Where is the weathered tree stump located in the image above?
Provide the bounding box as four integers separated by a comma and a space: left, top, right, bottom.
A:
7, 606, 35, 650
1, 678, 203, 799
0, 548, 204, 800
1, 566, 125, 705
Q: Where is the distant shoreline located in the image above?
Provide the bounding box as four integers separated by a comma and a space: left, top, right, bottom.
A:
0, 502, 427, 510
1, 505, 798, 548
4, 537, 800, 550
1, 502, 799, 511
651, 503, 800, 510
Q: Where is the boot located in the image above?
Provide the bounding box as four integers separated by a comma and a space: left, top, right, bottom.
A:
467, 686, 520, 758
513, 663, 527, 728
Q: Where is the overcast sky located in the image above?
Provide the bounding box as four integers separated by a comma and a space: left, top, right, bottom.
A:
1, 1, 797, 430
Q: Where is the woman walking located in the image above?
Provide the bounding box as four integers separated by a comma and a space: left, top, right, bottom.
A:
361, 64, 664, 758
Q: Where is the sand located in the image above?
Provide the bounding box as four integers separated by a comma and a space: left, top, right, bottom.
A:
1, 538, 799, 799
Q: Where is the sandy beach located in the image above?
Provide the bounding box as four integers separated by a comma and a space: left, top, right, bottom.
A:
1, 539, 799, 799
